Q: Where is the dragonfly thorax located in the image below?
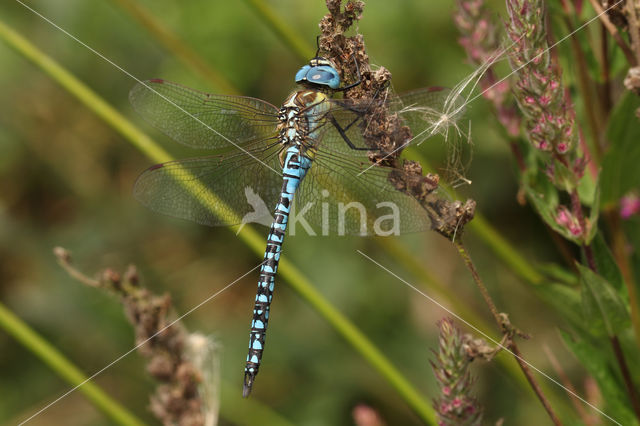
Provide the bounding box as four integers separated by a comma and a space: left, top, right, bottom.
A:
277, 90, 330, 150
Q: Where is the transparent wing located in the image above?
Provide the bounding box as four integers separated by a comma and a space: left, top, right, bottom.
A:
290, 88, 465, 236
293, 119, 431, 235
133, 140, 283, 227
303, 87, 466, 149
293, 155, 432, 236
131, 82, 462, 232
129, 79, 280, 150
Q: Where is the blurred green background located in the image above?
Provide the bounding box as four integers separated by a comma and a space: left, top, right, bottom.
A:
0, 1, 586, 425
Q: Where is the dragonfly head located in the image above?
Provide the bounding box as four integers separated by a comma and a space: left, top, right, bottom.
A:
295, 57, 341, 90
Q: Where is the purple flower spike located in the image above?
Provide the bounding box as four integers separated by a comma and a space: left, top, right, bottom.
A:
431, 318, 483, 426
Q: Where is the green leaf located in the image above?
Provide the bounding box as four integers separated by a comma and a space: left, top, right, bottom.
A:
590, 233, 624, 292
536, 263, 579, 286
578, 263, 630, 337
560, 330, 638, 425
553, 157, 580, 192
535, 283, 583, 328
524, 183, 581, 243
577, 169, 597, 207
600, 93, 640, 204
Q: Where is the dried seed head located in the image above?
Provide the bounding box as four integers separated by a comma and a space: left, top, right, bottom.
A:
624, 67, 640, 95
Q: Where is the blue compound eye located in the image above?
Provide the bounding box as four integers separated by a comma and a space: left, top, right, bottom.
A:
295, 63, 341, 89
294, 65, 312, 84
307, 66, 340, 88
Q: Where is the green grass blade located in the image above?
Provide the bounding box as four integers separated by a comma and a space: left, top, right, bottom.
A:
0, 19, 436, 424
0, 302, 146, 426
109, 0, 240, 95
241, 0, 314, 62
406, 149, 544, 286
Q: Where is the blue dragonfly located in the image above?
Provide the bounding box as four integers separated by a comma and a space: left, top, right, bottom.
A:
130, 55, 463, 397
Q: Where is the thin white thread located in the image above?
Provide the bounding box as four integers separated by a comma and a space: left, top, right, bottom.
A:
18, 261, 264, 425
356, 41, 510, 177
10, 0, 628, 423
465, 0, 625, 106
356, 0, 625, 176
356, 250, 622, 425
13, 0, 280, 177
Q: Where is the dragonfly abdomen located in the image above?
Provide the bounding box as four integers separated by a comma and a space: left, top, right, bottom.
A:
243, 146, 313, 397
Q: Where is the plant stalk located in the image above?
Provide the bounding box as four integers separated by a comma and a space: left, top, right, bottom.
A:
110, 0, 240, 94
0, 302, 145, 426
0, 18, 435, 423
570, 189, 640, 420
610, 336, 640, 419
587, 0, 638, 66
455, 241, 563, 425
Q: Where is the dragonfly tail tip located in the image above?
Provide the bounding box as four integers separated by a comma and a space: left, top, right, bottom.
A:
243, 372, 255, 398
242, 383, 252, 398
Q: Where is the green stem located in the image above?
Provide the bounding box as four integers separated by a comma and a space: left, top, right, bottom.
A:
122, 0, 562, 404
0, 19, 435, 424
241, 0, 314, 62
572, 188, 640, 420
605, 210, 640, 355
109, 0, 240, 95
278, 254, 437, 424
0, 302, 145, 426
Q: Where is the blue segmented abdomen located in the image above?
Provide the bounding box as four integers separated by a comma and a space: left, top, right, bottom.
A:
243, 145, 312, 397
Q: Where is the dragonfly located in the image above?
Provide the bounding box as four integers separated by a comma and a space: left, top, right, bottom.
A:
130, 54, 463, 397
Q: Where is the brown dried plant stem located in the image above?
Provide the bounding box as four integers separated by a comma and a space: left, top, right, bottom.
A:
570, 190, 640, 419
54, 248, 209, 426
605, 208, 640, 348
594, 0, 640, 368
625, 0, 640, 65
454, 241, 563, 426
557, 0, 604, 158
587, 0, 638, 66
611, 335, 640, 419
543, 345, 593, 424
599, 23, 613, 113
576, 2, 640, 397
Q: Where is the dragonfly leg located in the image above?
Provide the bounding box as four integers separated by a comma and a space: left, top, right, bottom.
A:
328, 114, 378, 151
335, 54, 362, 92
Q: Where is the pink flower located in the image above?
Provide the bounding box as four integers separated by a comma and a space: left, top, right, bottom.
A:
431, 317, 483, 424
352, 404, 385, 426
538, 140, 550, 150
555, 206, 583, 237
621, 194, 640, 219
556, 206, 572, 226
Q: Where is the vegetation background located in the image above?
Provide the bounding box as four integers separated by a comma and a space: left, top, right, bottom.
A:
0, 0, 637, 425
